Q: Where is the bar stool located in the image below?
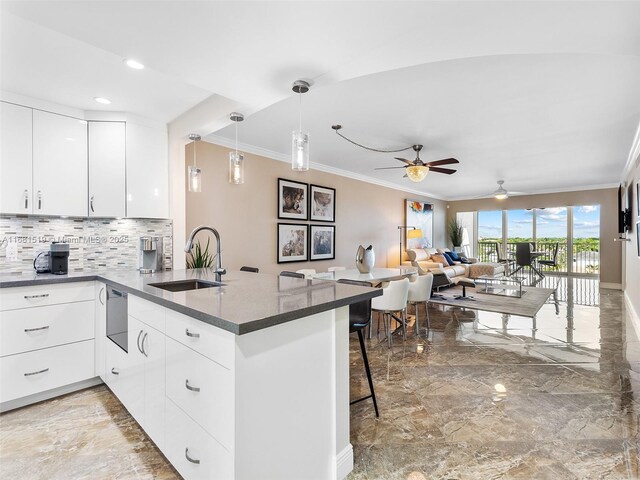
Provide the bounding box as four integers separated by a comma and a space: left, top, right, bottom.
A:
337, 279, 379, 417
407, 273, 433, 335
371, 278, 410, 348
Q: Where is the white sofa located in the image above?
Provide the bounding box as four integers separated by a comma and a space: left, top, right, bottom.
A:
404, 248, 476, 280
404, 248, 506, 280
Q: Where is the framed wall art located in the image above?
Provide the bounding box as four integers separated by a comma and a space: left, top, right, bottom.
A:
309, 184, 336, 222
309, 224, 335, 261
277, 223, 308, 263
405, 200, 433, 249
278, 178, 308, 220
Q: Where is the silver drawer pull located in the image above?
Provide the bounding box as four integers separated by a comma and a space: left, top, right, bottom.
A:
185, 448, 200, 465
24, 294, 49, 299
111, 368, 119, 375
185, 379, 200, 392
24, 325, 50, 333
185, 328, 200, 338
24, 367, 49, 377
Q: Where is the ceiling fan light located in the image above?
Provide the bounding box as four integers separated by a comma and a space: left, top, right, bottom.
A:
494, 192, 508, 200
406, 165, 429, 182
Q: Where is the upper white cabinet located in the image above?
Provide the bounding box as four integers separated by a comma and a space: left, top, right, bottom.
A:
126, 122, 168, 219
88, 122, 126, 217
0, 102, 33, 214
33, 110, 88, 216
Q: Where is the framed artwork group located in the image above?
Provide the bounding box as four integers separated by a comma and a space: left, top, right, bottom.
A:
277, 178, 336, 263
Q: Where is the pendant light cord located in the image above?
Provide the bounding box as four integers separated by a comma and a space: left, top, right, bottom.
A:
193, 138, 197, 167
235, 119, 238, 155
298, 91, 302, 133
332, 126, 414, 153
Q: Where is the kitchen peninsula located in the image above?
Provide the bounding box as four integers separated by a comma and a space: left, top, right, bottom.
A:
0, 269, 381, 480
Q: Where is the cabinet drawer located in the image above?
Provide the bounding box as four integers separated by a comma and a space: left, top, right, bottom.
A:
166, 337, 234, 450
0, 282, 95, 311
0, 339, 95, 403
129, 295, 165, 332
165, 309, 234, 369
0, 301, 95, 356
164, 398, 233, 480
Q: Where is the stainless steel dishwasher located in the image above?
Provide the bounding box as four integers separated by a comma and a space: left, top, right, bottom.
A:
106, 286, 128, 353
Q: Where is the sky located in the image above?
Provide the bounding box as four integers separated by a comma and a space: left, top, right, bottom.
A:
477, 206, 600, 239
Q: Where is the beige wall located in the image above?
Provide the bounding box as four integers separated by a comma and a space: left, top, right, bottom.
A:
447, 188, 622, 286
623, 159, 640, 321
185, 142, 446, 274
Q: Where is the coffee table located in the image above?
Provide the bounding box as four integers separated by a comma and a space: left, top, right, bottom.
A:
476, 274, 525, 298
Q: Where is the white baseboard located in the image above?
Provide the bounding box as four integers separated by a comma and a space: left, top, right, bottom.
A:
336, 443, 354, 480
0, 377, 102, 413
600, 282, 623, 290
625, 291, 640, 341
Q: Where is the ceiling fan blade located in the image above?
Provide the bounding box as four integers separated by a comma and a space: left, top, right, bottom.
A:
429, 166, 457, 175
426, 158, 459, 167
394, 157, 414, 165
374, 166, 407, 170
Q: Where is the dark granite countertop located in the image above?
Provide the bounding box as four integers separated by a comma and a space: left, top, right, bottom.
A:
0, 269, 381, 335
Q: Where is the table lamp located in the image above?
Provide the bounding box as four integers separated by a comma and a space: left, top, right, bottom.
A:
398, 226, 423, 265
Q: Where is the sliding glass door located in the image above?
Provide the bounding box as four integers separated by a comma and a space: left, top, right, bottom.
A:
473, 205, 599, 275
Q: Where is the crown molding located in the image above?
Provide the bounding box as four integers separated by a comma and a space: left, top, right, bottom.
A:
204, 134, 446, 200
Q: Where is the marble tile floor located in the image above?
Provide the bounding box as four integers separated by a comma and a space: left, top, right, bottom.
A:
1, 277, 638, 479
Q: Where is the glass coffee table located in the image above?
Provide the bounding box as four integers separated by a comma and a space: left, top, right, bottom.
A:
475, 274, 525, 298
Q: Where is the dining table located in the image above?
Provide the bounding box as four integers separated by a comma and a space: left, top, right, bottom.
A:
508, 251, 547, 277
311, 267, 419, 286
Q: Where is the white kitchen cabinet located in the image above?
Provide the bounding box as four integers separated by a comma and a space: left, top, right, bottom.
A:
95, 282, 107, 378
0, 102, 32, 214
33, 110, 88, 216
88, 122, 125, 217
104, 311, 166, 450
0, 281, 97, 411
126, 122, 168, 219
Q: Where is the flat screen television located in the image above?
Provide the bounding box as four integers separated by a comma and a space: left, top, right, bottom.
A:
618, 184, 632, 233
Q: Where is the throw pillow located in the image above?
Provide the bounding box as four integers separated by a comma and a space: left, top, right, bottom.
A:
459, 256, 472, 264
448, 250, 461, 261
442, 252, 456, 266
431, 254, 449, 266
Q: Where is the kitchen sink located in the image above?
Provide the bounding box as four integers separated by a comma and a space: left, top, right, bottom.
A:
148, 279, 225, 292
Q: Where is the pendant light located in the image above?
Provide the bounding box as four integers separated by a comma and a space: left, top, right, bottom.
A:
187, 134, 201, 192
291, 80, 310, 171
228, 112, 245, 184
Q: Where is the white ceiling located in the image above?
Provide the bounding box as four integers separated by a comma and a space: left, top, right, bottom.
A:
2, 1, 640, 199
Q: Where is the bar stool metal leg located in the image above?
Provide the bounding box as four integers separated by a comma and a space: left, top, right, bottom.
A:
350, 329, 379, 417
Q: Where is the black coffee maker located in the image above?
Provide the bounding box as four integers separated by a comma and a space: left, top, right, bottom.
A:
49, 242, 69, 275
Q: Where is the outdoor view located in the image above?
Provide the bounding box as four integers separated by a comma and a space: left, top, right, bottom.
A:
476, 206, 600, 274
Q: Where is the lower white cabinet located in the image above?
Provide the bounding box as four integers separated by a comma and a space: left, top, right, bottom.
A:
104, 312, 165, 450
165, 336, 233, 450
165, 397, 233, 480
0, 340, 94, 403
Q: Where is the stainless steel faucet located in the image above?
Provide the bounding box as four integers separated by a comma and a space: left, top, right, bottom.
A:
184, 226, 226, 281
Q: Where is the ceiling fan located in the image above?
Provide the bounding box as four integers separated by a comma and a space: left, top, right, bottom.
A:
373, 144, 459, 182
475, 180, 527, 199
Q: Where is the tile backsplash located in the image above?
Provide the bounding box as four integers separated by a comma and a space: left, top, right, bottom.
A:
0, 216, 172, 274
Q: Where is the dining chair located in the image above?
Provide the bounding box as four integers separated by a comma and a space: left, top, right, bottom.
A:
371, 278, 410, 348
495, 242, 515, 274
296, 269, 316, 278
240, 266, 259, 273
511, 242, 538, 277
327, 266, 346, 272
336, 279, 379, 417
407, 273, 433, 335
538, 243, 559, 272
280, 271, 305, 278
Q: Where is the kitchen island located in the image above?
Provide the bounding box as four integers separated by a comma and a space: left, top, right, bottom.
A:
0, 269, 381, 480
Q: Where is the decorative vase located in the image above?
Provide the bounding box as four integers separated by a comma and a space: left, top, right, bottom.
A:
356, 245, 375, 273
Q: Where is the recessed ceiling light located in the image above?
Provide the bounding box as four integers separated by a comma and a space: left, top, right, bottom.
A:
94, 97, 111, 105
125, 59, 144, 70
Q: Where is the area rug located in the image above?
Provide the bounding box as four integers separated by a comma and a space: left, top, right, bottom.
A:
429, 285, 555, 318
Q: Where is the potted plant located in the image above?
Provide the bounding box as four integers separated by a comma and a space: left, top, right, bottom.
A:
448, 218, 464, 251
186, 238, 216, 269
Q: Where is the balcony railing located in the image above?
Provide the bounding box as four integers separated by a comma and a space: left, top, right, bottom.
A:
477, 240, 599, 275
